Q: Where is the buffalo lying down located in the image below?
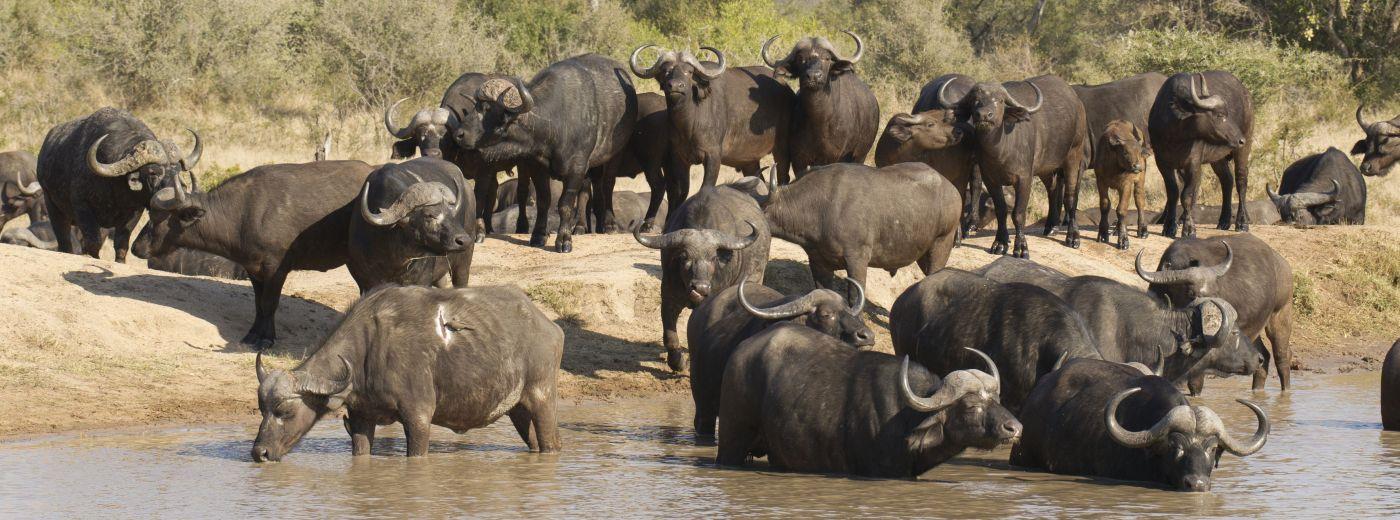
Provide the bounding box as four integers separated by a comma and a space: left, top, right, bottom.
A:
1267, 147, 1366, 225
719, 323, 1020, 478
252, 285, 563, 460
1012, 358, 1268, 491
0, 150, 42, 233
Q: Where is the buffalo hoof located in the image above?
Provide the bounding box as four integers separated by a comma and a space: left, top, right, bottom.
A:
1236, 222, 1250, 232
555, 239, 573, 253
1042, 225, 1058, 237
1012, 242, 1029, 259
474, 233, 486, 244
1182, 223, 1197, 238
1097, 231, 1111, 244
667, 349, 689, 373
239, 335, 274, 351
529, 233, 548, 247
1163, 225, 1178, 238
1136, 228, 1149, 239
989, 241, 1009, 255
640, 219, 659, 234
1116, 237, 1130, 251
515, 224, 531, 234
1065, 234, 1081, 249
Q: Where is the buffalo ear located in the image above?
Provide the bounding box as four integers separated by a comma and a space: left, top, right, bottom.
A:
1005, 105, 1032, 123
831, 60, 855, 76
1141, 145, 1153, 158
887, 124, 913, 142
693, 83, 712, 101
391, 140, 417, 160
1351, 139, 1368, 155
178, 205, 206, 226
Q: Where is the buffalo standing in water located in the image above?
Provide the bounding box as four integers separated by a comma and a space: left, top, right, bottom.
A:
719, 328, 1021, 478
141, 160, 375, 350
634, 183, 770, 372
37, 107, 202, 261
687, 275, 872, 438
761, 31, 879, 178
252, 285, 563, 461
630, 45, 795, 191
1012, 358, 1268, 491
1383, 339, 1400, 431
350, 158, 476, 292
0, 150, 43, 233
1267, 147, 1367, 225
1149, 71, 1255, 236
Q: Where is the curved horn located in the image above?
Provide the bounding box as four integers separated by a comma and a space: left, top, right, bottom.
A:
1134, 242, 1232, 285
359, 179, 401, 227
184, 170, 200, 193
900, 356, 965, 413
831, 30, 864, 64
1315, 179, 1342, 205
1266, 183, 1284, 205
691, 46, 727, 81
760, 35, 784, 69
255, 351, 268, 384
1188, 73, 1224, 110
149, 165, 192, 211
180, 128, 202, 170
715, 221, 758, 250
1105, 388, 1188, 448
507, 78, 535, 114
737, 275, 816, 320
15, 179, 41, 196
629, 44, 665, 79
848, 277, 865, 316
936, 79, 956, 108
1006, 82, 1043, 113
384, 98, 414, 139
292, 356, 353, 396
1214, 400, 1270, 456
1357, 105, 1372, 131
964, 347, 1000, 391
633, 224, 673, 249
1153, 346, 1165, 376
87, 135, 133, 177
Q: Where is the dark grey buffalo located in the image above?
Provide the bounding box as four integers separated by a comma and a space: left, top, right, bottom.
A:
634, 183, 770, 372
942, 75, 1089, 257
251, 285, 563, 460
459, 55, 636, 252
1012, 358, 1268, 491
1267, 147, 1367, 225
37, 108, 201, 261
687, 275, 873, 438
349, 157, 476, 293
130, 173, 247, 280
876, 74, 982, 236
141, 160, 375, 350
1383, 339, 1400, 431
891, 268, 1102, 413
1352, 106, 1400, 176
1072, 72, 1167, 170
1093, 120, 1152, 249
1144, 233, 1294, 391
1151, 201, 1279, 227
718, 324, 1020, 477
630, 45, 795, 190
439, 72, 522, 236
385, 99, 451, 160
978, 256, 1261, 393
761, 31, 879, 177
745, 162, 960, 307
1149, 72, 1255, 236
0, 150, 43, 232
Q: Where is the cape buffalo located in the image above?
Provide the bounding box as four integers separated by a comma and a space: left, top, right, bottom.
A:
462, 55, 637, 252
761, 31, 879, 176
890, 268, 1102, 412
876, 74, 983, 236
1093, 120, 1152, 249
744, 162, 960, 307
130, 173, 246, 280
1072, 72, 1167, 170
718, 325, 1020, 478
437, 72, 523, 236
141, 160, 375, 350
1149, 72, 1254, 236
634, 183, 770, 372
1011, 358, 1269, 491
0, 150, 42, 232
1383, 339, 1400, 431
251, 285, 563, 460
1143, 233, 1293, 391
37, 108, 202, 261
1352, 105, 1400, 176
687, 275, 872, 438
385, 99, 451, 160
608, 92, 673, 232
1150, 201, 1279, 227
1267, 147, 1366, 225
349, 157, 476, 292
943, 75, 1089, 257
630, 45, 795, 189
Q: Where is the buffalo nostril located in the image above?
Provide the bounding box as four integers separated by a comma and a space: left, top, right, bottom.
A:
1002, 421, 1022, 438
1182, 476, 1210, 492
253, 446, 270, 462
453, 235, 469, 247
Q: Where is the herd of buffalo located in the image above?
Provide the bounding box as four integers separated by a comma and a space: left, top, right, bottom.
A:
2, 32, 1399, 493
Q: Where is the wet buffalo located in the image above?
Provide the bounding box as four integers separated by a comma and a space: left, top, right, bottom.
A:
745, 162, 960, 307
1383, 339, 1400, 431
942, 75, 1089, 257
1149, 72, 1254, 236
631, 45, 795, 189
1012, 358, 1268, 491
687, 275, 872, 438
0, 150, 42, 232
1093, 120, 1152, 249
349, 157, 476, 292
891, 268, 1102, 412
718, 325, 1020, 478
876, 74, 982, 236
37, 108, 201, 261
634, 183, 771, 372
251, 285, 563, 460
462, 55, 636, 252
1143, 233, 1294, 391
141, 160, 375, 350
1352, 105, 1400, 176
1267, 147, 1366, 225
761, 31, 878, 177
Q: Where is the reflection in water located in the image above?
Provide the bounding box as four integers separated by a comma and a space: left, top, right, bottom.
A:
3, 373, 1400, 516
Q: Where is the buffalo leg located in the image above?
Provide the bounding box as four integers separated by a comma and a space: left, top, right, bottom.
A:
1179, 163, 1203, 238
716, 405, 758, 467
809, 255, 837, 293
1265, 302, 1293, 391
666, 154, 690, 214
1134, 170, 1149, 238
640, 158, 666, 233
701, 153, 722, 189
842, 251, 870, 309
516, 172, 535, 234
661, 294, 687, 372
448, 249, 472, 288
1042, 175, 1062, 237
1115, 180, 1131, 250
554, 158, 592, 253
48, 200, 77, 255
1061, 166, 1084, 249
1186, 371, 1205, 396
73, 206, 105, 259
1251, 336, 1271, 390
527, 167, 551, 246
475, 172, 497, 241
529, 398, 561, 453
244, 268, 289, 350
921, 230, 956, 275
1158, 158, 1180, 237
401, 411, 433, 457
1012, 175, 1031, 259
1232, 146, 1252, 231
507, 406, 539, 451
988, 184, 1011, 255
346, 412, 376, 456
1097, 180, 1113, 244
111, 209, 142, 263
591, 166, 619, 233
964, 166, 985, 236
1210, 159, 1234, 230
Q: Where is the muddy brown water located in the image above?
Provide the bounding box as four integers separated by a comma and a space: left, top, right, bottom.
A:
3, 372, 1399, 517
